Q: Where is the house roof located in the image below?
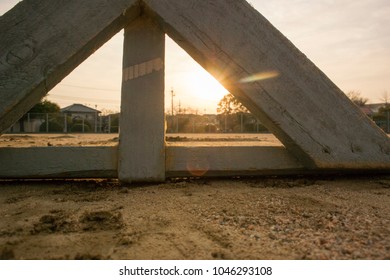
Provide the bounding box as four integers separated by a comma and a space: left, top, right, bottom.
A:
60, 104, 101, 114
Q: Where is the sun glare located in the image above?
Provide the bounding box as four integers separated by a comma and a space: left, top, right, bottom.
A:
185, 69, 228, 102
165, 36, 229, 113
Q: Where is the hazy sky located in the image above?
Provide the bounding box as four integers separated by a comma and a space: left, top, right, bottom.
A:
1, 0, 389, 113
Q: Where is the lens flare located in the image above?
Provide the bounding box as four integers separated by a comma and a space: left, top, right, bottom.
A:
239, 70, 280, 84
186, 157, 210, 177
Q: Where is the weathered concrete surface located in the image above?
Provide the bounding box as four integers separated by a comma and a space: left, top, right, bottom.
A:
0, 144, 303, 178
144, 0, 390, 170
1, 0, 389, 173
166, 145, 304, 177
0, 144, 387, 179
0, 146, 117, 178
118, 16, 166, 182
0, 0, 140, 133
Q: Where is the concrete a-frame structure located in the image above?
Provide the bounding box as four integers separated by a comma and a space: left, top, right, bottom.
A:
1, 0, 389, 181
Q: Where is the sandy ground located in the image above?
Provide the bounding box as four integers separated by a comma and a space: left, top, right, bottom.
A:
0, 133, 283, 147
0, 134, 389, 260
0, 133, 121, 147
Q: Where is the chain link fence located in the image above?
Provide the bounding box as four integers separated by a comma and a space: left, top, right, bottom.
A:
6, 113, 119, 134
7, 111, 389, 135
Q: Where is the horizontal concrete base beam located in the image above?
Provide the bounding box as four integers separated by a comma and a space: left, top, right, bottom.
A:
1, 145, 388, 180
0, 145, 301, 179
0, 146, 118, 178
165, 145, 304, 177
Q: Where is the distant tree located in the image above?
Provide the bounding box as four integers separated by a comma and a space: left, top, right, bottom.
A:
33, 99, 62, 132
17, 99, 61, 132
217, 94, 256, 132
70, 122, 91, 133
346, 90, 368, 106
375, 103, 390, 133
100, 108, 120, 116
378, 105, 390, 114
110, 114, 120, 133
39, 121, 63, 133
28, 99, 60, 114
217, 93, 249, 115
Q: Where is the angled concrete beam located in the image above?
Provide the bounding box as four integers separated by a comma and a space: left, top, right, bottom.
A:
0, 0, 141, 133
144, 0, 390, 170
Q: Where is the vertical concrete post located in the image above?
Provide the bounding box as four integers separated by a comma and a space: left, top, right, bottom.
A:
118, 17, 166, 182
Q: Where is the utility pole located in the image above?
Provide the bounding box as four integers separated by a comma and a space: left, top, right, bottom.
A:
171, 88, 175, 117
171, 88, 175, 133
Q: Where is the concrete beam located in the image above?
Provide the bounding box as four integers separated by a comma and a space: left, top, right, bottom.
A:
144, 0, 390, 170
0, 0, 140, 133
118, 16, 166, 182
1, 145, 388, 179
166, 144, 304, 177
0, 146, 117, 178
0, 145, 303, 179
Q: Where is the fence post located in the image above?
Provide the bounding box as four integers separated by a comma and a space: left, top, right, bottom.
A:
118, 16, 165, 182
46, 113, 49, 133
108, 115, 111, 133
27, 113, 30, 132
64, 114, 67, 133
94, 112, 97, 133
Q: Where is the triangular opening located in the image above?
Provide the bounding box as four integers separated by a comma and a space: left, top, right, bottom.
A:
164, 36, 283, 147
49, 33, 122, 114
165, 36, 226, 115
1, 30, 283, 149
1, 32, 124, 147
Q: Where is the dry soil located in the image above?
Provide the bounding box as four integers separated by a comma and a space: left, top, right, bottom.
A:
0, 134, 389, 260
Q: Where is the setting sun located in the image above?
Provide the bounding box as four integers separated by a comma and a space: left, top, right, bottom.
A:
165, 36, 229, 113
184, 67, 228, 102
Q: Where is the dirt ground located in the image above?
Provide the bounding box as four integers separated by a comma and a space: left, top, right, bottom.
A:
0, 133, 283, 147
0, 134, 389, 260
